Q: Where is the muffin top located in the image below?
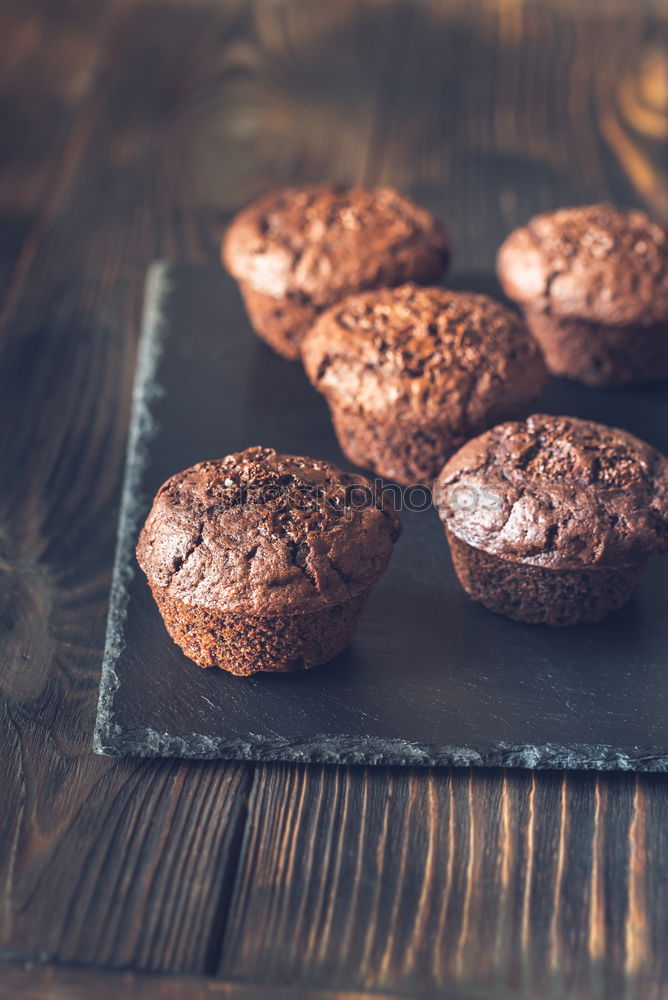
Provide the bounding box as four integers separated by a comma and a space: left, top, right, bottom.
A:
222, 185, 447, 307
436, 414, 668, 569
137, 447, 401, 615
302, 284, 546, 425
497, 204, 668, 326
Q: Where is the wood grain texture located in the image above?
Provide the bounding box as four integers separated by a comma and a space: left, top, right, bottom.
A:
0, 0, 667, 997
218, 768, 666, 998
0, 0, 122, 299
0, 961, 440, 1000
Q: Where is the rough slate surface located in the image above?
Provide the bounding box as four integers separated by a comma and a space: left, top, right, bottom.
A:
94, 262, 668, 770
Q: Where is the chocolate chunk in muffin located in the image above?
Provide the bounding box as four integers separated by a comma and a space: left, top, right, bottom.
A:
302, 284, 547, 486
222, 185, 448, 359
497, 204, 668, 386
435, 414, 668, 626
137, 447, 401, 674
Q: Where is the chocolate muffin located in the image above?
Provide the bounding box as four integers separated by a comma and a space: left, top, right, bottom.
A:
435, 415, 668, 626
497, 204, 668, 386
137, 447, 401, 675
301, 284, 547, 486
222, 185, 448, 360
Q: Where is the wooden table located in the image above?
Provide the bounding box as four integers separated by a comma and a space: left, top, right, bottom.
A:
1, 2, 667, 998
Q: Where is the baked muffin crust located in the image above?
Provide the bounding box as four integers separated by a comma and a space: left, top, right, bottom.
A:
497, 204, 668, 326
302, 285, 546, 484
223, 185, 448, 307
137, 446, 401, 616
304, 284, 545, 421
436, 414, 668, 570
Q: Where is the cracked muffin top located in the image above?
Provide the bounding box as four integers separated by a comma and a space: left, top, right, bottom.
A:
435, 415, 668, 569
137, 447, 401, 615
497, 204, 668, 326
302, 284, 546, 424
222, 185, 448, 307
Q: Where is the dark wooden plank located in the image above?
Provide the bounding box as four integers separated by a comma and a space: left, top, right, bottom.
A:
0, 0, 127, 302
0, 0, 255, 974
220, 765, 502, 990
0, 960, 473, 1000
218, 768, 664, 999
215, 1, 668, 997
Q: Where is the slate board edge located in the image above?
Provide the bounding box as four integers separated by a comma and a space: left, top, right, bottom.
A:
93, 724, 668, 770
93, 260, 173, 756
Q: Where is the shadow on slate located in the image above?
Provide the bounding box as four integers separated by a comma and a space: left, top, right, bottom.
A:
94, 261, 668, 770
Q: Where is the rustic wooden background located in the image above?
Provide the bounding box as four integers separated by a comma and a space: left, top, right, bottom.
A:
1, 1, 667, 998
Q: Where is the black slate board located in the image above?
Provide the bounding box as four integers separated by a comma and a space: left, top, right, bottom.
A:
94, 261, 668, 769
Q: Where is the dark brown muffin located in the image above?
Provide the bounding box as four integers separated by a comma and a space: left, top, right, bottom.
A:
136, 447, 401, 675
302, 284, 547, 486
222, 185, 448, 360
435, 414, 668, 626
497, 204, 668, 386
